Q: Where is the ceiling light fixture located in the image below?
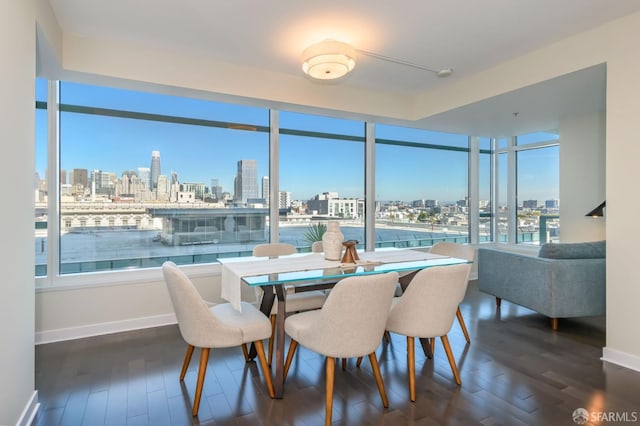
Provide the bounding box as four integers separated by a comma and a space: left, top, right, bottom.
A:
301, 39, 453, 81
301, 40, 356, 80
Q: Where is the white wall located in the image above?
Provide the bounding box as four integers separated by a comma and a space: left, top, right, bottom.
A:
1, 1, 38, 424
31, 8, 640, 372
601, 13, 640, 370
36, 271, 225, 343
559, 112, 606, 242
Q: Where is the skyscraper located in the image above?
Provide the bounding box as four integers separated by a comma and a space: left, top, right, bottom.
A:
149, 150, 161, 190
137, 167, 150, 189
261, 176, 269, 203
70, 168, 88, 188
234, 160, 258, 204
211, 178, 223, 200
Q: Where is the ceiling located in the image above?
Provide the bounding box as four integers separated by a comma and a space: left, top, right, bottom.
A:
46, 0, 640, 137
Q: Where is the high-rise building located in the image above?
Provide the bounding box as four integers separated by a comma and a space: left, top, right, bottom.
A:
523, 200, 538, 209
156, 175, 169, 201
211, 178, 223, 200
137, 167, 150, 189
545, 199, 559, 209
279, 191, 292, 209
149, 150, 161, 190
91, 170, 116, 197
234, 160, 258, 204
181, 182, 206, 200
70, 168, 88, 188
262, 176, 269, 204
118, 170, 138, 196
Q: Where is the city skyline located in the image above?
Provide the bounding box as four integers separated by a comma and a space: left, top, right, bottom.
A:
40, 148, 559, 206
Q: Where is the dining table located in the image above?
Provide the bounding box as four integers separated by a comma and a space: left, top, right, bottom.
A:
218, 247, 470, 398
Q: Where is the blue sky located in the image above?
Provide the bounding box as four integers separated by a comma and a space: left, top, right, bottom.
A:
36, 80, 558, 203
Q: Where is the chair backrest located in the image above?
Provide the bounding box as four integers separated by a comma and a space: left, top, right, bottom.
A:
386, 263, 472, 338
429, 242, 475, 303
300, 271, 399, 358
311, 241, 323, 253
430, 242, 475, 262
162, 261, 241, 347
253, 243, 297, 257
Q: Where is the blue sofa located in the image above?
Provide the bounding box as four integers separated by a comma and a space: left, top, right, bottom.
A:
477, 241, 606, 330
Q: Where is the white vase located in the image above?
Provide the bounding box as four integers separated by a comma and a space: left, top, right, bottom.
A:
322, 222, 344, 260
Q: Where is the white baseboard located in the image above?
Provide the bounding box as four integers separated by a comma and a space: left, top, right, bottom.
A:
602, 346, 640, 372
35, 313, 177, 345
17, 390, 39, 426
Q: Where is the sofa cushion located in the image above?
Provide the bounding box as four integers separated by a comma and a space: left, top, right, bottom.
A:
538, 240, 605, 259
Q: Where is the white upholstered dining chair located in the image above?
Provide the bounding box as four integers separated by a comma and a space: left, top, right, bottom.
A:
283, 271, 399, 426
386, 263, 472, 401
251, 243, 327, 366
161, 261, 274, 416
429, 242, 476, 344
252, 242, 297, 257
311, 240, 323, 253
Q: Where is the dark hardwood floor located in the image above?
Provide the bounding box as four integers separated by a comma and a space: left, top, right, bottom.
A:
35, 281, 640, 425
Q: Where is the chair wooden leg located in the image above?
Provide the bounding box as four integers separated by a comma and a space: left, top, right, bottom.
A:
180, 344, 195, 381
342, 357, 347, 370
192, 347, 210, 417
325, 357, 335, 426
368, 352, 389, 407
241, 343, 249, 361
551, 317, 558, 331
407, 336, 416, 402
356, 356, 363, 367
440, 335, 461, 385
383, 330, 391, 342
253, 340, 275, 398
495, 297, 502, 308
268, 314, 276, 366
456, 306, 471, 343
283, 340, 298, 381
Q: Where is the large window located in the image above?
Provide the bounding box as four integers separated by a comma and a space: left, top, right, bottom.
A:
278, 111, 365, 250
494, 132, 560, 245
35, 78, 560, 283
37, 81, 270, 276
516, 144, 560, 244
375, 125, 469, 248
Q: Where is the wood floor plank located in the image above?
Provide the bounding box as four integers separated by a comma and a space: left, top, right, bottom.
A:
81, 389, 108, 426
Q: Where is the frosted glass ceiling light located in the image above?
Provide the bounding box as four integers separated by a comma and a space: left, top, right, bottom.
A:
301, 40, 356, 80
301, 39, 453, 81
